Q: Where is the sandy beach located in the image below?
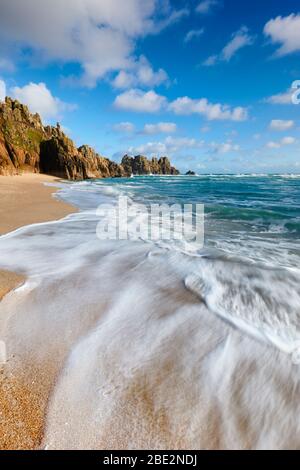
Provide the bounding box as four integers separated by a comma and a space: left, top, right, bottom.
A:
0, 173, 76, 300
0, 173, 77, 449
0, 173, 77, 236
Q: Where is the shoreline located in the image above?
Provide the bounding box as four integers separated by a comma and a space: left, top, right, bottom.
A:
0, 173, 77, 301
0, 270, 26, 302
0, 173, 77, 449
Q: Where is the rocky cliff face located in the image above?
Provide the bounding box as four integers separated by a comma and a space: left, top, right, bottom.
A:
0, 97, 47, 175
0, 97, 179, 179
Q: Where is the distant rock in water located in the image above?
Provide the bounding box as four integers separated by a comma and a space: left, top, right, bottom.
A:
185, 171, 196, 176
121, 155, 179, 177
0, 97, 179, 180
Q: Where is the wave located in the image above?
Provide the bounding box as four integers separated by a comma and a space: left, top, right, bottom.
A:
184, 257, 300, 360
1, 177, 300, 449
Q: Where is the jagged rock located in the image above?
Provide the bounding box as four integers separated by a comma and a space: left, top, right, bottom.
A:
121, 154, 180, 176
0, 97, 45, 175
40, 132, 86, 180
96, 157, 113, 178
121, 155, 151, 176
108, 161, 126, 178
132, 155, 152, 175
121, 155, 134, 176
158, 157, 170, 174
0, 97, 179, 179
0, 136, 15, 175
159, 157, 180, 175
185, 171, 196, 176
77, 146, 109, 177
151, 157, 161, 174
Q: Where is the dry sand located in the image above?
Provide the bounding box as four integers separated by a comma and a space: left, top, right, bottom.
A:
0, 173, 76, 236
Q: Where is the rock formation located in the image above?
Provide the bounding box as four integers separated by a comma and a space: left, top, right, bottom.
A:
0, 97, 46, 175
121, 155, 179, 176
0, 97, 179, 179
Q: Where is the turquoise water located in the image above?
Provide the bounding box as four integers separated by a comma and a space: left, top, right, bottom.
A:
66, 174, 300, 268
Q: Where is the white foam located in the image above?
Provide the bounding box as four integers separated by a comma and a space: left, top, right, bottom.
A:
184, 258, 300, 359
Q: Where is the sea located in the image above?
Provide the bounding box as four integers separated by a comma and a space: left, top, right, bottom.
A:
0, 174, 299, 449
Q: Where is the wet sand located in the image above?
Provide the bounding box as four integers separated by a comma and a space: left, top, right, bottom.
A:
0, 270, 25, 301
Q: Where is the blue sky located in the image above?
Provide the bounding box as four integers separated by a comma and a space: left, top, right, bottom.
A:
0, 0, 300, 173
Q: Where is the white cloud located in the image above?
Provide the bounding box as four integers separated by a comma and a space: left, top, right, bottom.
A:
221, 27, 254, 61
184, 29, 204, 43
128, 141, 168, 155
165, 136, 204, 149
114, 88, 167, 113
126, 142, 168, 157
210, 140, 240, 154
0, 79, 6, 102
0, 0, 186, 87
112, 56, 168, 89
202, 55, 218, 66
128, 135, 205, 156
127, 135, 242, 159
265, 88, 294, 105
281, 136, 296, 145
196, 0, 220, 15
203, 26, 254, 65
112, 71, 136, 90
269, 119, 294, 131
266, 136, 296, 149
169, 96, 248, 121
11, 82, 76, 120
113, 120, 176, 134
0, 58, 15, 72
264, 14, 300, 56
143, 122, 177, 134
113, 122, 135, 133
151, 7, 189, 33
114, 89, 248, 121
266, 141, 281, 149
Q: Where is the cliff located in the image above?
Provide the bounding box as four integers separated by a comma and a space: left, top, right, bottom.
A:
0, 97, 179, 180
0, 97, 46, 175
